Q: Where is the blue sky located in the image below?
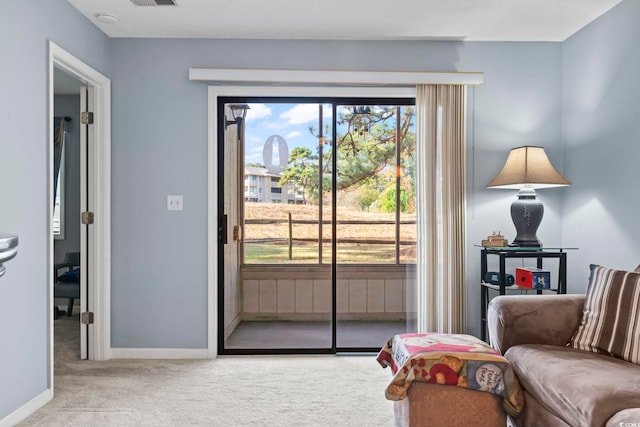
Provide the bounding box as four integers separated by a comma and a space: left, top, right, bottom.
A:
241, 102, 412, 169
243, 103, 338, 167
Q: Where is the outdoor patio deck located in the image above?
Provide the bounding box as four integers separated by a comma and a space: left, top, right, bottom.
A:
224, 320, 409, 350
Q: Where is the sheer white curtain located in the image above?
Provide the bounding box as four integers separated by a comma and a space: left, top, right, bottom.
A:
415, 84, 467, 333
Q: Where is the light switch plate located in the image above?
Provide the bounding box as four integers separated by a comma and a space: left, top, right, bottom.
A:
167, 195, 183, 211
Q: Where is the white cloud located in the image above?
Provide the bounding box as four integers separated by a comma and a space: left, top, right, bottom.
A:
264, 121, 286, 130
280, 104, 322, 125
285, 131, 302, 139
245, 103, 272, 120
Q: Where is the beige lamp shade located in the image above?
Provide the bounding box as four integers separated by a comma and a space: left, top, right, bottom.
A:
486, 146, 571, 189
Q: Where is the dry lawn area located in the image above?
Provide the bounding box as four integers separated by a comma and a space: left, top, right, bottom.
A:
244, 202, 416, 241
244, 202, 416, 263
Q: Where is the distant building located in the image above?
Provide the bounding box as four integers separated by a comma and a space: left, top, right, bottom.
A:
244, 166, 304, 204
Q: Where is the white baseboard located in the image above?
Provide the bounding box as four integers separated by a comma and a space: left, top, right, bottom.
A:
110, 348, 209, 359
0, 388, 52, 427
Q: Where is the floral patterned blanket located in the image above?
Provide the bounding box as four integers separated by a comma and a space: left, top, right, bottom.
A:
376, 333, 524, 415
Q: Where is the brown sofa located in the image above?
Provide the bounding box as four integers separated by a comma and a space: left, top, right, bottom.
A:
488, 294, 640, 427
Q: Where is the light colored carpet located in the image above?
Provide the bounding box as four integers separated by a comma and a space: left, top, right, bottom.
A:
19, 316, 396, 426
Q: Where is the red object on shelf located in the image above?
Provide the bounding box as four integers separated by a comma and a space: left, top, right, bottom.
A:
515, 267, 551, 289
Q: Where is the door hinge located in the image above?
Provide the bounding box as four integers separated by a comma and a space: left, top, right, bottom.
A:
81, 312, 94, 325
81, 111, 94, 125
81, 211, 95, 225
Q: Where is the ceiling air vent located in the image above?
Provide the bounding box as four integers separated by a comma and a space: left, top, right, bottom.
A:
130, 0, 177, 6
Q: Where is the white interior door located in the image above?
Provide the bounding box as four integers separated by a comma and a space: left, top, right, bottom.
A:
79, 85, 94, 360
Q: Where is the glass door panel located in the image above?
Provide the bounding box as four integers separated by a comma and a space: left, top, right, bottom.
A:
399, 106, 418, 333
335, 104, 416, 350
221, 100, 332, 352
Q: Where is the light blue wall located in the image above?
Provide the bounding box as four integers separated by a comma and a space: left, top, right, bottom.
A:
109, 39, 563, 343
0, 0, 110, 420
561, 0, 640, 290
458, 43, 565, 336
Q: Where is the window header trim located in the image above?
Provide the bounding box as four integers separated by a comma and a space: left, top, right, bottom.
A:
190, 67, 483, 86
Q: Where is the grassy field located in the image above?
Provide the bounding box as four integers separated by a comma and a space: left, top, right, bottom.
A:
243, 202, 416, 263
245, 244, 415, 264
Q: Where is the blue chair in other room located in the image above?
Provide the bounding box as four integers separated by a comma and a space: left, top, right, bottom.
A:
54, 252, 80, 317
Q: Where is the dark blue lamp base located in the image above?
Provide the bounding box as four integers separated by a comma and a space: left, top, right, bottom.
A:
510, 188, 543, 247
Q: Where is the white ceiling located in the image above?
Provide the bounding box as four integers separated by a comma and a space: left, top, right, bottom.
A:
67, 0, 622, 42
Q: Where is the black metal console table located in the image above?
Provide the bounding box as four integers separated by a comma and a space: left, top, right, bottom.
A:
478, 246, 577, 342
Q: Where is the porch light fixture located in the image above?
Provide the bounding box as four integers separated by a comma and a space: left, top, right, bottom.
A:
224, 104, 250, 130
486, 146, 571, 247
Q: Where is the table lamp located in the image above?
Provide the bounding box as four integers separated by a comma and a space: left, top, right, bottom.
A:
486, 146, 571, 247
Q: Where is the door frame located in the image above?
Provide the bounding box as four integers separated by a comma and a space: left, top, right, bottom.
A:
48, 40, 111, 379
207, 85, 416, 357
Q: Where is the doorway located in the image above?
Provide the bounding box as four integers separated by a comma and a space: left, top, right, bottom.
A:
52, 67, 83, 360
217, 96, 417, 354
48, 41, 111, 375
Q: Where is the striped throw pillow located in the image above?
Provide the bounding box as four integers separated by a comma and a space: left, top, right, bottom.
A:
570, 265, 640, 364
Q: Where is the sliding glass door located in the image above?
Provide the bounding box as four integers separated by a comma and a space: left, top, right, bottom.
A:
218, 97, 416, 354
334, 103, 416, 350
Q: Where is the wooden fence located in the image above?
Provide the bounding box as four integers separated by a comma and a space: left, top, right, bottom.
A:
245, 215, 416, 260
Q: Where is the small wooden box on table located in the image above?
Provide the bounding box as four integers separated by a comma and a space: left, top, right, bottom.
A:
478, 246, 576, 342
